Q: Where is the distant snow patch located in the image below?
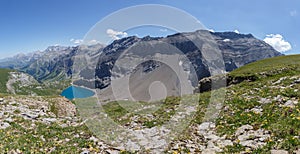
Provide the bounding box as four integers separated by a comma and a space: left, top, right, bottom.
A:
223, 39, 231, 42
208, 29, 215, 32
234, 30, 240, 34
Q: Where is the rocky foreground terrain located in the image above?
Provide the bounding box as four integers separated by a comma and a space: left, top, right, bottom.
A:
0, 55, 300, 153
0, 96, 118, 153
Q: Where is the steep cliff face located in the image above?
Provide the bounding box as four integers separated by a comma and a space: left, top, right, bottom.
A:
94, 30, 281, 89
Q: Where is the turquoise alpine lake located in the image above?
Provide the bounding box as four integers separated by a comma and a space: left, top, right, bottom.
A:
61, 86, 95, 100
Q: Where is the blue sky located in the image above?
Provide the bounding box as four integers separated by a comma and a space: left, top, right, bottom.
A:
0, 0, 299, 58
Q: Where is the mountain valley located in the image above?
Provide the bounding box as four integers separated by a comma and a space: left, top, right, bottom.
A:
0, 31, 299, 153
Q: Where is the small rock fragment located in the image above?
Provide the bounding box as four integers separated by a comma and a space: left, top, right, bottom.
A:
259, 98, 271, 104
0, 122, 10, 129
270, 150, 289, 154
80, 150, 90, 154
235, 125, 253, 136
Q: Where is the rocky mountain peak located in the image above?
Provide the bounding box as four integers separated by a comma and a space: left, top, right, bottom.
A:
212, 31, 254, 40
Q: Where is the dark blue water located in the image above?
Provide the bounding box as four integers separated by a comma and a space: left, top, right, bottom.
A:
61, 86, 95, 100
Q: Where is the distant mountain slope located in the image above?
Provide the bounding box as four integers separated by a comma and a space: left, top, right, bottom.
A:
0, 44, 105, 82
0, 52, 43, 69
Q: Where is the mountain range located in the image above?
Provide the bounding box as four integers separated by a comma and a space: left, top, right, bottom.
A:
0, 30, 282, 88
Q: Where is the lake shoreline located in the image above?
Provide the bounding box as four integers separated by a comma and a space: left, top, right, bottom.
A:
61, 85, 95, 100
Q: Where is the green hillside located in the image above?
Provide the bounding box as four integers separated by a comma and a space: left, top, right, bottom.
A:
230, 54, 300, 79
0, 68, 11, 93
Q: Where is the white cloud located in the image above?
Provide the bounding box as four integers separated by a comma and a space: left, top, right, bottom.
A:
263, 34, 292, 53
87, 40, 101, 45
70, 39, 101, 45
70, 38, 83, 44
290, 10, 297, 16
106, 29, 128, 40
234, 30, 240, 34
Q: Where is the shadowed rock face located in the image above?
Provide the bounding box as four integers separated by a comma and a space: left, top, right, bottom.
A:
94, 30, 281, 90
214, 32, 282, 71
